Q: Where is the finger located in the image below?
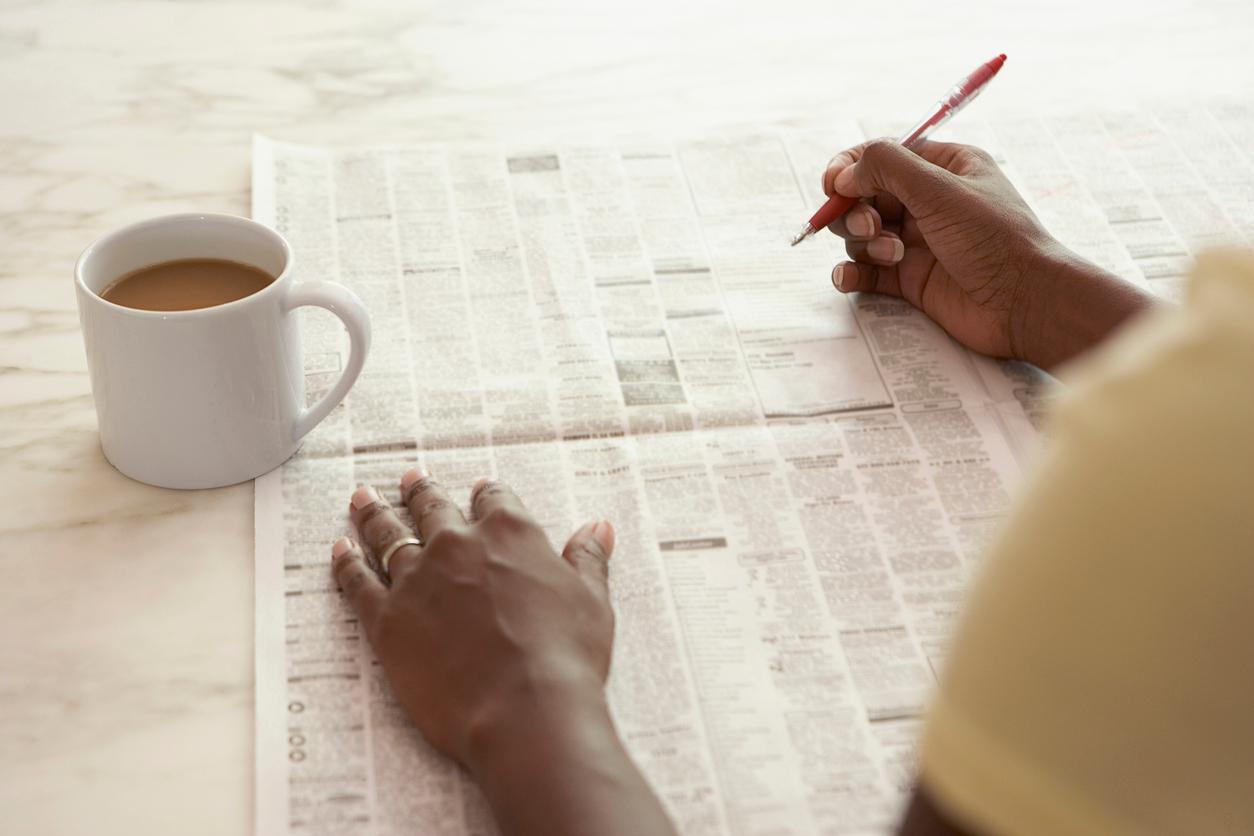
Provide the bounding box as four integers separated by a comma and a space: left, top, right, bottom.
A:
823, 148, 859, 197
351, 484, 423, 579
830, 138, 958, 213
825, 202, 881, 241
825, 146, 908, 226
829, 138, 982, 187
846, 232, 906, 267
561, 520, 615, 600
470, 477, 530, 523
831, 261, 902, 299
889, 247, 941, 311
331, 537, 387, 636
400, 467, 469, 546
869, 190, 907, 228
913, 140, 999, 176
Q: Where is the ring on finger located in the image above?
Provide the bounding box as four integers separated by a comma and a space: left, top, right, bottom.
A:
378, 537, 423, 577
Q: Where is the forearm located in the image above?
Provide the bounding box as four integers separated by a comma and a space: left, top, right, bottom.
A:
1014, 243, 1160, 371
467, 683, 678, 836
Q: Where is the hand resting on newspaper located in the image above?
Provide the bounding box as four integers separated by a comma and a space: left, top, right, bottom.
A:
331, 474, 679, 836
327, 141, 1161, 836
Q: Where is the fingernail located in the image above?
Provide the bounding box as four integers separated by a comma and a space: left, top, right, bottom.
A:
846, 209, 872, 238
832, 263, 850, 292
331, 537, 354, 559
867, 236, 904, 263
401, 467, 427, 492
591, 520, 615, 555
833, 165, 856, 194
351, 485, 382, 510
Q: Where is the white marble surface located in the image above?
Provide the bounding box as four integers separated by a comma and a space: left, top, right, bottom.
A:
1, 1, 1252, 833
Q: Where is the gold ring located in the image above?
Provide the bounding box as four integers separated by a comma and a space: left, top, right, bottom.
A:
378, 537, 422, 576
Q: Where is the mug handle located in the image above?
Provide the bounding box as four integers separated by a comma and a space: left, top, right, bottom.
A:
284, 281, 372, 443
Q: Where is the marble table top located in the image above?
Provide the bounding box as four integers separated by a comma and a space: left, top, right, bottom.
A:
2, 0, 1252, 832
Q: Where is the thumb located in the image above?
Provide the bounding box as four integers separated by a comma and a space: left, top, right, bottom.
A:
833, 139, 952, 211
562, 520, 615, 599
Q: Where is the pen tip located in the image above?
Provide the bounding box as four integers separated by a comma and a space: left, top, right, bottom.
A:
790, 224, 815, 247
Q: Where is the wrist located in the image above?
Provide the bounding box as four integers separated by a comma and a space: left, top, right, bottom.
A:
463, 668, 615, 778
465, 675, 675, 836
466, 675, 679, 836
1013, 241, 1159, 370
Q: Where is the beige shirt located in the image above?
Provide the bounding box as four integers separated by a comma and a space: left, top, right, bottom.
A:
920, 249, 1254, 835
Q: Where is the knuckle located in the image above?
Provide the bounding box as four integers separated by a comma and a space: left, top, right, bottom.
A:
860, 138, 899, 165
415, 497, 456, 524
403, 476, 441, 504
425, 526, 475, 555
960, 143, 996, 166
472, 481, 512, 508
356, 501, 391, 527
481, 505, 530, 532
574, 537, 609, 567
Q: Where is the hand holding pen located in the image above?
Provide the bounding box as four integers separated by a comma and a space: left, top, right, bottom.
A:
791, 53, 1007, 246
805, 54, 1157, 369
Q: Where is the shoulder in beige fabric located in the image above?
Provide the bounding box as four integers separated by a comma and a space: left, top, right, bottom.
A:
920, 249, 1254, 836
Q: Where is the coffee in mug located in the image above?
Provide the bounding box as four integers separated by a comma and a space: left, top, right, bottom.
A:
75, 213, 372, 489
100, 258, 277, 312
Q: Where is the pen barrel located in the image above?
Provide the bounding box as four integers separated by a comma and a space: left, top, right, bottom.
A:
808, 192, 859, 231
941, 85, 967, 109
900, 54, 1003, 148
899, 105, 953, 148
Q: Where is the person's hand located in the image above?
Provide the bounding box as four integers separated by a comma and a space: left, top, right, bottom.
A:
824, 139, 1155, 369
331, 471, 616, 765
330, 471, 679, 836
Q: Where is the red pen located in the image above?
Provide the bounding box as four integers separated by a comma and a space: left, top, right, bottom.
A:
790, 53, 1007, 246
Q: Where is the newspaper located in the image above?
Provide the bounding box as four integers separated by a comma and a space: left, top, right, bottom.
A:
253, 105, 1254, 836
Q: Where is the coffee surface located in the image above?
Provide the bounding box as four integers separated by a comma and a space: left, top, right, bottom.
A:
100, 258, 276, 311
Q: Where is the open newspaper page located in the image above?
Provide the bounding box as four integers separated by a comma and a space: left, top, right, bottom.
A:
253, 105, 1254, 836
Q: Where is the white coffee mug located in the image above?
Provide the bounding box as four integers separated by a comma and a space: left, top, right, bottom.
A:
75, 213, 371, 489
